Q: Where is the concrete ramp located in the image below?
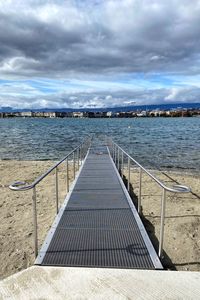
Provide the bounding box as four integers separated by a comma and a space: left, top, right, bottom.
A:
1, 266, 200, 299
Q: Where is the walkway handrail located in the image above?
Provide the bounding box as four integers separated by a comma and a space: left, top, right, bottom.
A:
112, 142, 190, 194
107, 137, 191, 258
9, 136, 92, 257
9, 140, 89, 191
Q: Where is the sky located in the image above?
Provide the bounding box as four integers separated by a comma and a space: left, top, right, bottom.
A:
0, 0, 200, 109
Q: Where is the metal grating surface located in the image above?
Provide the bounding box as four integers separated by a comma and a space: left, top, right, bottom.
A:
39, 145, 162, 270
58, 209, 138, 229
42, 228, 153, 269
67, 191, 129, 209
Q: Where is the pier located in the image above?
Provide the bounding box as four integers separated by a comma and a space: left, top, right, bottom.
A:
5, 136, 198, 299
34, 141, 162, 269
9, 136, 191, 270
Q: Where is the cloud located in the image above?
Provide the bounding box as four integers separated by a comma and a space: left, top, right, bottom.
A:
0, 0, 200, 108
165, 88, 180, 101
1, 0, 200, 78
1, 78, 200, 109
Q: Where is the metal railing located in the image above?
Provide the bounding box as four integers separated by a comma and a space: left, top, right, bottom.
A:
9, 136, 92, 257
107, 137, 191, 257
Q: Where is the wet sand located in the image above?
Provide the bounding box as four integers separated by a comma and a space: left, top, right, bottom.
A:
0, 160, 199, 279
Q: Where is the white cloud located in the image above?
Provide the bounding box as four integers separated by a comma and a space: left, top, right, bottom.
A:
1, 0, 200, 107
165, 88, 180, 101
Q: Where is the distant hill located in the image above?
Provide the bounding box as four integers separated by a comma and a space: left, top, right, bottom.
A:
0, 102, 200, 113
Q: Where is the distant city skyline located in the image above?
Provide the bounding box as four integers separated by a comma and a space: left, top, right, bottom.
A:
1, 0, 200, 109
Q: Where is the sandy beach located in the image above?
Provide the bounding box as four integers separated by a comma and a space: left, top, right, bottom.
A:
123, 168, 200, 272
0, 160, 199, 279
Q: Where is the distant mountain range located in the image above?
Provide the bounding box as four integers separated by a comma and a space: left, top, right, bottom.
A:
1, 102, 200, 113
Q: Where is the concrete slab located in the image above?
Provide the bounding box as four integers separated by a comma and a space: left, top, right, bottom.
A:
0, 266, 200, 300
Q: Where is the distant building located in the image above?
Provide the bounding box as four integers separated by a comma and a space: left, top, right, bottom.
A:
42, 112, 57, 118
136, 111, 147, 117
0, 108, 199, 118
13, 112, 22, 117
56, 111, 72, 118
20, 111, 33, 117
106, 111, 113, 117
73, 112, 84, 118
0, 112, 5, 118
87, 112, 95, 118
55, 112, 72, 118
34, 112, 44, 117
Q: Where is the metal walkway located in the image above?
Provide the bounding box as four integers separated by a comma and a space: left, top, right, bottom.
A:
35, 144, 162, 269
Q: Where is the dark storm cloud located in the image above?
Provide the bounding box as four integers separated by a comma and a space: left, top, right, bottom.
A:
1, 0, 200, 78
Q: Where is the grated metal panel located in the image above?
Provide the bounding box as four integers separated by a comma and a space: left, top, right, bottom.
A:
39, 144, 162, 270
78, 174, 118, 180
67, 191, 129, 209
42, 228, 154, 269
80, 172, 116, 178
58, 208, 137, 229
77, 178, 120, 185
74, 183, 121, 191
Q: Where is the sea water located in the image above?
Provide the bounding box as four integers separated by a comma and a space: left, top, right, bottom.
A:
0, 117, 199, 172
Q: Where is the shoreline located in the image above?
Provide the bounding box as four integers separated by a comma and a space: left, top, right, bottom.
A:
0, 160, 200, 279
1, 158, 199, 175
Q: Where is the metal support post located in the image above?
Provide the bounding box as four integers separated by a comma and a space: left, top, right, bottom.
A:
117, 147, 120, 170
80, 146, 82, 165
77, 148, 79, 169
82, 144, 85, 160
159, 188, 166, 257
73, 151, 75, 179
115, 145, 117, 165
66, 158, 69, 193
138, 167, 142, 214
128, 157, 130, 192
121, 151, 124, 177
55, 167, 59, 214
32, 186, 38, 258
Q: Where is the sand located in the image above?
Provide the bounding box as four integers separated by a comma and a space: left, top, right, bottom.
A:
0, 160, 199, 279
123, 168, 200, 271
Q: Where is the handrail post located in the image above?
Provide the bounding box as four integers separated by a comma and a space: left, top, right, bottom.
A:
128, 157, 130, 192
32, 186, 38, 258
115, 145, 117, 165
77, 148, 79, 169
80, 146, 82, 165
82, 143, 85, 160
112, 143, 114, 159
55, 167, 59, 214
159, 188, 166, 257
117, 147, 120, 170
138, 167, 142, 214
73, 151, 75, 179
66, 157, 69, 193
121, 151, 124, 177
